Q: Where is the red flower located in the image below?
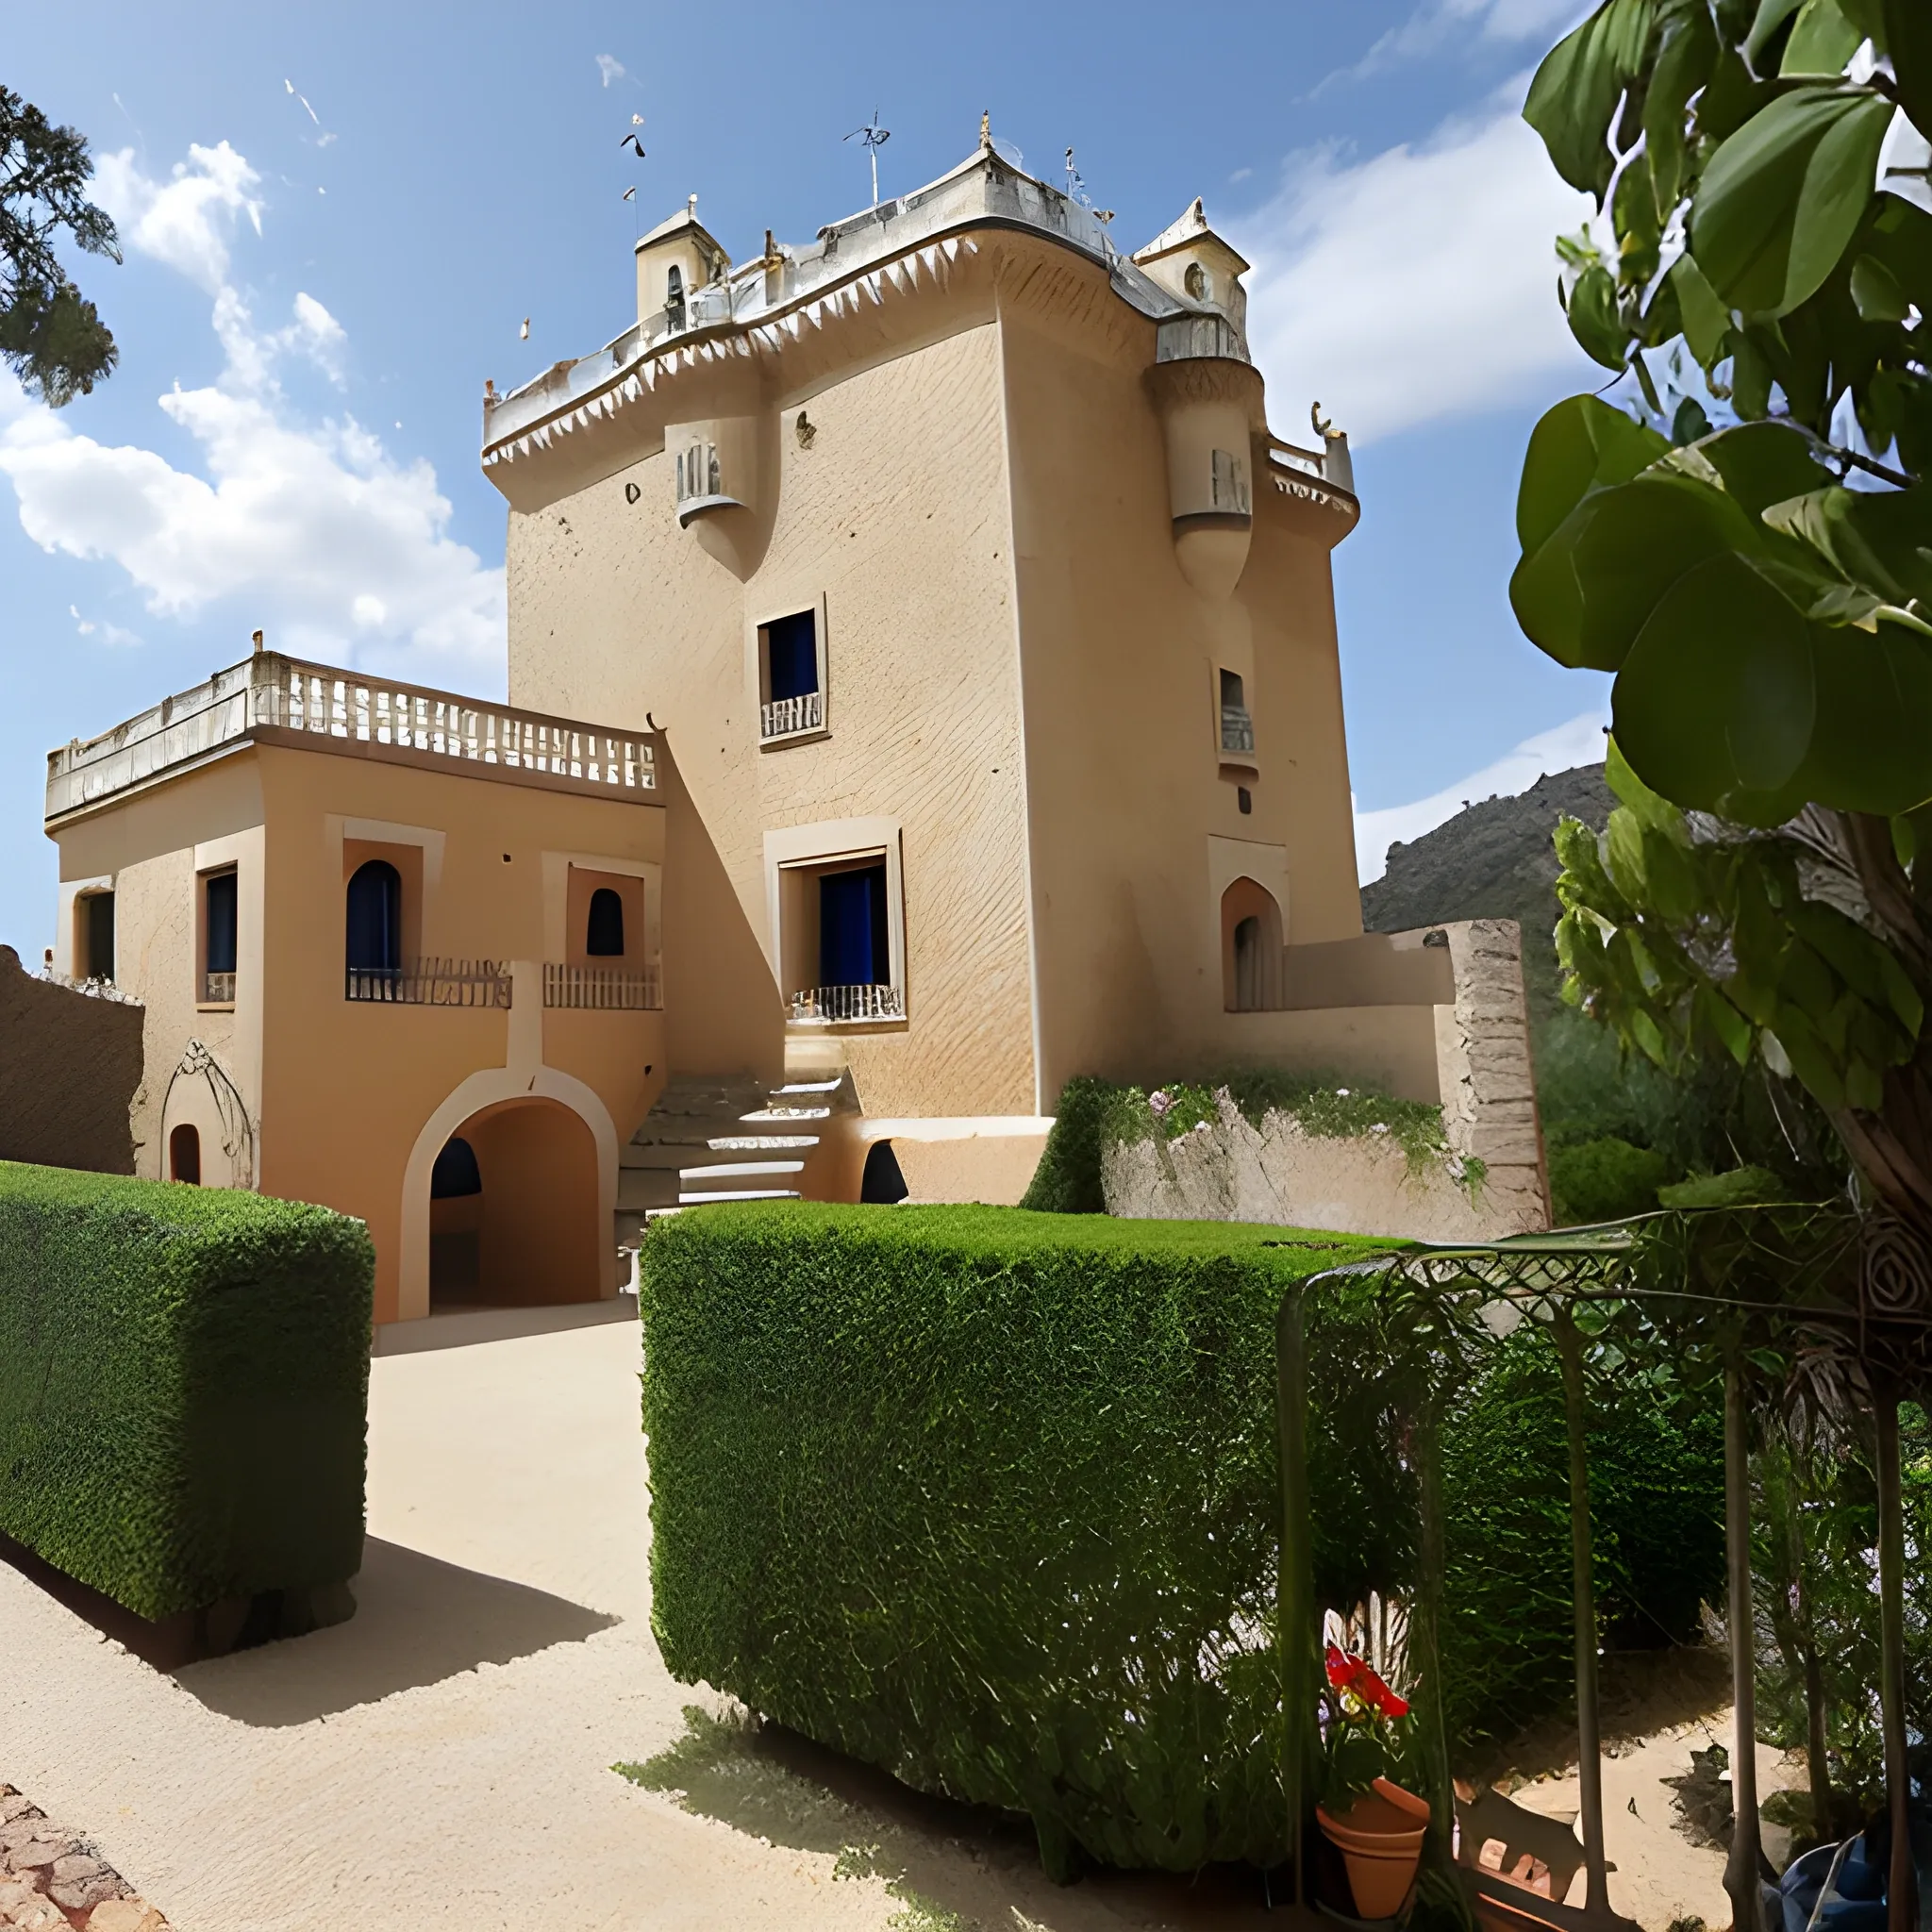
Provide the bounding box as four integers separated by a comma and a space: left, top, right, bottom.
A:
1324, 1641, 1409, 1720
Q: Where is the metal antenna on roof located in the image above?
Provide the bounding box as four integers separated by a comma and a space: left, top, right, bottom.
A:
845, 108, 891, 207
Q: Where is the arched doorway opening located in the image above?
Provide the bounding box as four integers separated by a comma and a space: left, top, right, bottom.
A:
170, 1123, 201, 1185
425, 1099, 601, 1310
1221, 876, 1284, 1012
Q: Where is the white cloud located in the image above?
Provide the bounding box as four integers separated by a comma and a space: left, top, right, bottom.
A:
1234, 87, 1597, 446
1320, 0, 1586, 92
596, 53, 626, 86
1354, 707, 1609, 885
69, 604, 142, 648
92, 142, 263, 293
0, 143, 504, 684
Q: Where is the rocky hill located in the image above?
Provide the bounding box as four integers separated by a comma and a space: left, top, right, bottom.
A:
1359, 762, 1615, 1021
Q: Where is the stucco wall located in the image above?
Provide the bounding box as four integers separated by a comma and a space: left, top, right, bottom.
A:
47, 740, 705, 1323
505, 319, 1035, 1117
0, 946, 144, 1174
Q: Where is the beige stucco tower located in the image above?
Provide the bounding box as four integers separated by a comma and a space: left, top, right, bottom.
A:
482, 138, 1438, 1201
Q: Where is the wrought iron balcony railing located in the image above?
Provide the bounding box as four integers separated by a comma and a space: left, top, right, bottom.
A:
543, 963, 662, 1010
788, 983, 905, 1024
344, 958, 511, 1008
760, 691, 824, 741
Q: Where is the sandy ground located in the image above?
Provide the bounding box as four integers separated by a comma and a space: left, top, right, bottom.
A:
5, 1305, 1759, 1931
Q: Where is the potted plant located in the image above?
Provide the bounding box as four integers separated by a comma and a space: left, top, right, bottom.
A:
1316, 1638, 1433, 1922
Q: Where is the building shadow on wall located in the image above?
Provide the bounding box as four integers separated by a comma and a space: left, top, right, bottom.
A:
615, 1704, 1282, 1928
175, 1537, 617, 1726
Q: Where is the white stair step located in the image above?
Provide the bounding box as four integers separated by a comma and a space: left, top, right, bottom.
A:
678, 1188, 800, 1204
708, 1136, 819, 1151
679, 1159, 807, 1181
775, 1079, 843, 1093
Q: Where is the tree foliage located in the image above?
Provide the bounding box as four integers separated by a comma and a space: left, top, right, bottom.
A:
0, 85, 120, 407
1520, 3, 1932, 1235
1519, 0, 1931, 824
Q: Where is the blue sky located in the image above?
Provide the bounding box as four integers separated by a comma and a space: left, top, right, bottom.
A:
0, 0, 1612, 958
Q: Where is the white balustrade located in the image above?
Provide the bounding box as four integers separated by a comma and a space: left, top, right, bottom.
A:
47, 653, 657, 821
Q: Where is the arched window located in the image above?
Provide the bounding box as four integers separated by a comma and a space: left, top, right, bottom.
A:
430, 1136, 483, 1198
586, 887, 625, 958
345, 859, 403, 988
1185, 260, 1208, 301
170, 1123, 201, 1186
666, 263, 684, 308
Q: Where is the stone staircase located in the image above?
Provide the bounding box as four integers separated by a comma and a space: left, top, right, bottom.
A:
615, 1070, 857, 1239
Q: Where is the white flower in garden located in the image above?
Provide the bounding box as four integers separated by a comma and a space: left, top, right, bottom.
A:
1148, 1089, 1174, 1118
1369, 1123, 1390, 1136
1336, 1088, 1350, 1097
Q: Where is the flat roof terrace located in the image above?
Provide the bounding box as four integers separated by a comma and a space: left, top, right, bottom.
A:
45, 652, 658, 827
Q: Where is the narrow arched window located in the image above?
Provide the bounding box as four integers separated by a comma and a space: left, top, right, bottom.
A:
431, 1136, 483, 1198
346, 859, 403, 984
1185, 260, 1208, 301
170, 1123, 201, 1185
586, 887, 625, 958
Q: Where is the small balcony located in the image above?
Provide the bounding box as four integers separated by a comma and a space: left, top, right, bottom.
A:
345, 958, 511, 1008
1220, 705, 1256, 757
760, 691, 824, 741
543, 963, 662, 1010
789, 983, 905, 1024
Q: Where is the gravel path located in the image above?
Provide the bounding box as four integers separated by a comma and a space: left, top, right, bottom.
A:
1, 1310, 1274, 1931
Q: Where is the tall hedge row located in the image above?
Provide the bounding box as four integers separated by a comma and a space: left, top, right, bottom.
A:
641, 1204, 1722, 1873
0, 1161, 375, 1622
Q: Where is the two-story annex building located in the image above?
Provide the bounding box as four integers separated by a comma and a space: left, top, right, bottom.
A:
43, 132, 1542, 1327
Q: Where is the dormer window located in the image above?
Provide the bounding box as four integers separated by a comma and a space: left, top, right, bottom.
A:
1210, 448, 1251, 516
1185, 261, 1208, 301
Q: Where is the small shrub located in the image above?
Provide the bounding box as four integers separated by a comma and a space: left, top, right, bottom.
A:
1548, 1136, 1669, 1225
0, 1161, 374, 1621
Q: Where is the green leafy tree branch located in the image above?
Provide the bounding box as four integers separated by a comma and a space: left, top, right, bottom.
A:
1519, 1, 1932, 1231
0, 85, 121, 407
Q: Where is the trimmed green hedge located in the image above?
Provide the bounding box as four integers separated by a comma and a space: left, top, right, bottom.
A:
642, 1203, 1723, 1872
0, 1161, 375, 1622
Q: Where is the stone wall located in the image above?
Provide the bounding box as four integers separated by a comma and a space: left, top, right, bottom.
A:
1099, 918, 1549, 1241
0, 948, 144, 1174
1430, 918, 1549, 1234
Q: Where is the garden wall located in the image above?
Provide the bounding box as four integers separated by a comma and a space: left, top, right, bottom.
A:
0, 945, 143, 1174
1099, 921, 1548, 1238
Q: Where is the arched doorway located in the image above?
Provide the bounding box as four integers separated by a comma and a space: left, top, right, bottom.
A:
425, 1099, 601, 1309
1221, 876, 1284, 1012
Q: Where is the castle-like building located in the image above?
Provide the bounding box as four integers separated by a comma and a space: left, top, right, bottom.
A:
41, 134, 1541, 1326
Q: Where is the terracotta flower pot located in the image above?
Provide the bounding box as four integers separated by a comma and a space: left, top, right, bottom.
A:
1316, 1775, 1431, 1922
